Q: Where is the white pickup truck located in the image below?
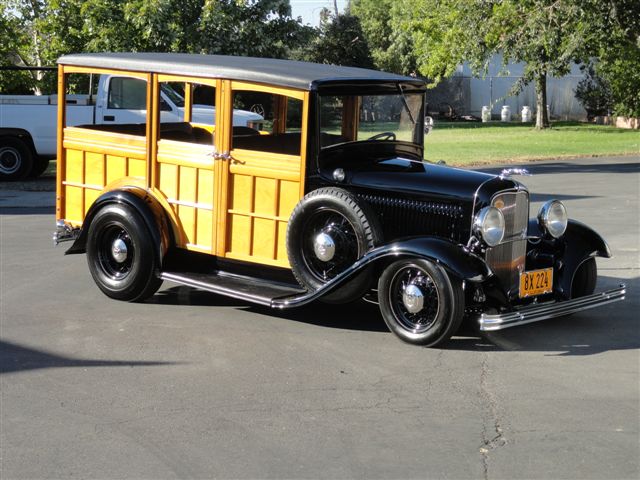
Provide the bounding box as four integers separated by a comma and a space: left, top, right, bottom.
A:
0, 74, 263, 180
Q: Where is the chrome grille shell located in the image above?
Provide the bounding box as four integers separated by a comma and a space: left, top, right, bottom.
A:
484, 190, 530, 296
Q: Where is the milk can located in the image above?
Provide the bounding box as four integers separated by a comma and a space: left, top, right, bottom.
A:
481, 106, 491, 122
521, 106, 532, 122
501, 105, 511, 122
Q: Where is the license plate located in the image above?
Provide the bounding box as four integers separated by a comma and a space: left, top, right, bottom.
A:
519, 268, 553, 298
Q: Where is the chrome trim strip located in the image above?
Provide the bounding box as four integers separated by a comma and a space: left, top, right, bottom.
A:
478, 284, 626, 331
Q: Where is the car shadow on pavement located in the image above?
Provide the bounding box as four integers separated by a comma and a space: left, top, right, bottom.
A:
148, 275, 636, 354
0, 340, 178, 375
448, 274, 638, 356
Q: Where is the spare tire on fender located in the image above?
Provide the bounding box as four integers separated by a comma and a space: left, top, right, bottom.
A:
286, 187, 382, 304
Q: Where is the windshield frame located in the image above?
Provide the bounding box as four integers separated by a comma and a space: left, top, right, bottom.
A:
316, 83, 426, 154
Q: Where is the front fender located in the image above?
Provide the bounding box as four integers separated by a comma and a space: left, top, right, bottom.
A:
528, 218, 611, 299
65, 187, 173, 267
272, 236, 490, 308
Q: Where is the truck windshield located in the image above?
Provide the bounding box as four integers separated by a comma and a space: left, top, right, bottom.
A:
161, 83, 185, 108
319, 92, 423, 148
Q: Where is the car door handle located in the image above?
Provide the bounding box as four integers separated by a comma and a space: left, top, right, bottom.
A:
103, 115, 115, 121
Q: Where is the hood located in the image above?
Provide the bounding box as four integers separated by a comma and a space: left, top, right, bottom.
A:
345, 158, 519, 206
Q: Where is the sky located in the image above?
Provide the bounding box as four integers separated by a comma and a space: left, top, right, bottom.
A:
290, 0, 348, 26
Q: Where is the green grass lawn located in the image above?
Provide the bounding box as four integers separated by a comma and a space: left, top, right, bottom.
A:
424, 121, 640, 165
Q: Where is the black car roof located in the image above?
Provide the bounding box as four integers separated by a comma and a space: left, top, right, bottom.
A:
57, 52, 425, 91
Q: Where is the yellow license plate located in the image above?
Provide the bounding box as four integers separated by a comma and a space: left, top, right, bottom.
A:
519, 268, 553, 298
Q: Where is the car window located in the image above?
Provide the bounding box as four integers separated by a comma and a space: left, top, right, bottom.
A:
107, 77, 147, 110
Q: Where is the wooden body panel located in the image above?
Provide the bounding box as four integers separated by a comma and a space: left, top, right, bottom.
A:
61, 126, 147, 225
56, 65, 310, 270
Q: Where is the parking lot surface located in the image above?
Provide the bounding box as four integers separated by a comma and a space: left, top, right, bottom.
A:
1, 156, 638, 479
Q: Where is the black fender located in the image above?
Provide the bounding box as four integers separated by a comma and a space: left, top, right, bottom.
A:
65, 187, 173, 267
528, 218, 611, 299
272, 236, 490, 308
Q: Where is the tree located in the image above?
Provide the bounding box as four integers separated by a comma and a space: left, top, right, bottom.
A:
405, 0, 602, 129
351, 0, 416, 75
293, 12, 373, 68
1, 0, 313, 94
583, 0, 640, 118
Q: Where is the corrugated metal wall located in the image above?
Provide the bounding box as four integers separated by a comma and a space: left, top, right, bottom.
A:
425, 55, 588, 120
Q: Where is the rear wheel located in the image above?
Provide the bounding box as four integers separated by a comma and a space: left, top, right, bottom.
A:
378, 258, 464, 346
0, 137, 33, 181
86, 204, 162, 301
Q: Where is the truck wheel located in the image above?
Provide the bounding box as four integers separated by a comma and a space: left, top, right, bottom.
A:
86, 204, 162, 302
287, 187, 382, 304
0, 137, 34, 181
571, 257, 597, 298
29, 157, 50, 178
378, 258, 464, 346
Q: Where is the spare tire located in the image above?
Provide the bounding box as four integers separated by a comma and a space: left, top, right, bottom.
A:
286, 187, 382, 303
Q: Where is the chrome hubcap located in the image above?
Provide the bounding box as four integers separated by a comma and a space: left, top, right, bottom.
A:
0, 147, 20, 175
111, 238, 128, 263
402, 283, 425, 313
313, 232, 336, 262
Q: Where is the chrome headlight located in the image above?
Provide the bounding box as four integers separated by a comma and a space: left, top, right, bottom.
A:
473, 206, 505, 247
538, 200, 567, 238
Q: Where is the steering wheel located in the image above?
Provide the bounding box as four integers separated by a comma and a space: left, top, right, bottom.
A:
368, 131, 396, 141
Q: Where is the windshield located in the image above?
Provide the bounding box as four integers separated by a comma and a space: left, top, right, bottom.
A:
161, 83, 185, 108
319, 92, 423, 148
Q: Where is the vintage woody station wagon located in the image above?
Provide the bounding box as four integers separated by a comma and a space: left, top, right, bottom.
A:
54, 53, 625, 346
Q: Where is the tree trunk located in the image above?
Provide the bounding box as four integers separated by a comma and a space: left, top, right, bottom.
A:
535, 72, 549, 130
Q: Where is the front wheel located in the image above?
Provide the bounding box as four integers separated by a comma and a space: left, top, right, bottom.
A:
378, 258, 464, 346
86, 204, 162, 302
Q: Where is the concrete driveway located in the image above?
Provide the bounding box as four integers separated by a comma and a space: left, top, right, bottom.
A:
1, 156, 638, 479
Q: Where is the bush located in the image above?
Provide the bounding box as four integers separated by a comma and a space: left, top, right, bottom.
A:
575, 65, 612, 119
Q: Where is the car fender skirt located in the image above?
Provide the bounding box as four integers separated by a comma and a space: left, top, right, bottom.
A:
272, 237, 490, 308
65, 188, 172, 267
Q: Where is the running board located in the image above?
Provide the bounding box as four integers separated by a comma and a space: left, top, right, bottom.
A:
160, 270, 306, 307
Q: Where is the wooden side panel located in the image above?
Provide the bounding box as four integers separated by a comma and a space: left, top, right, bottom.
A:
156, 139, 215, 253
60, 127, 148, 225
224, 151, 302, 268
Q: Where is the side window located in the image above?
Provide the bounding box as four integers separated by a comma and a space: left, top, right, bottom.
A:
107, 77, 147, 110
157, 80, 215, 146
231, 90, 302, 156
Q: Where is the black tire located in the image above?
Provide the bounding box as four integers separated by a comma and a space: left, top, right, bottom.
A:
29, 156, 50, 178
86, 204, 163, 302
0, 137, 34, 181
571, 257, 597, 298
287, 187, 382, 304
378, 258, 464, 346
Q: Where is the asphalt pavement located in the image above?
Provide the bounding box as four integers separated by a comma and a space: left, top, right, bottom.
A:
1, 155, 638, 479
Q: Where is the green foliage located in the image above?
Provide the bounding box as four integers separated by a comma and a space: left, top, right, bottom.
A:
350, 0, 416, 74
293, 12, 373, 68
0, 0, 313, 94
587, 0, 640, 118
574, 65, 613, 119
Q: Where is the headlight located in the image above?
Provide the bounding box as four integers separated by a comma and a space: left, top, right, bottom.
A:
538, 200, 567, 238
473, 206, 505, 247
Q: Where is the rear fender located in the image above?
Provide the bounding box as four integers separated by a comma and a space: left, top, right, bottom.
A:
65, 187, 173, 267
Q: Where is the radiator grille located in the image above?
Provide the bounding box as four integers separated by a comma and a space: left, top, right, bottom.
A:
485, 191, 529, 295
359, 194, 467, 243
